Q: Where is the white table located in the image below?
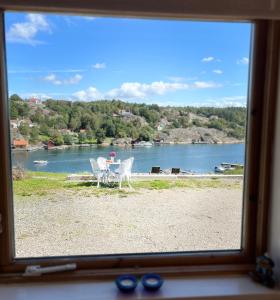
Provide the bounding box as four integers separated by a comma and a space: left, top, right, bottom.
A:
105, 160, 121, 183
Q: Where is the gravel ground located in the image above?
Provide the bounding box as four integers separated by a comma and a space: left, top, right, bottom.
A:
14, 188, 243, 257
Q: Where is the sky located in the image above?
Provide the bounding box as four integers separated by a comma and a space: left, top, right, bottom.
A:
5, 12, 251, 107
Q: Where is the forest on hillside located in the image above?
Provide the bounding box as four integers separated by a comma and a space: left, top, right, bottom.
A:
9, 94, 247, 145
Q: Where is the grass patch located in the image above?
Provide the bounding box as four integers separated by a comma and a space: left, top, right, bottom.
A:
13, 171, 242, 197
13, 172, 67, 196
223, 167, 244, 175
133, 178, 241, 190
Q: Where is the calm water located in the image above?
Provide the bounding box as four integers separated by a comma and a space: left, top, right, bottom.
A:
12, 144, 245, 174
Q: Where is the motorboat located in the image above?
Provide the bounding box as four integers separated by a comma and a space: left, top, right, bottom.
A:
133, 141, 153, 147
33, 160, 48, 165
214, 165, 225, 173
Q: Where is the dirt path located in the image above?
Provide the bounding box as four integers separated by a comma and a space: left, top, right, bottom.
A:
14, 188, 243, 257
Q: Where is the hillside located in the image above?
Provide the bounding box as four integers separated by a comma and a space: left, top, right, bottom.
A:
9, 94, 246, 146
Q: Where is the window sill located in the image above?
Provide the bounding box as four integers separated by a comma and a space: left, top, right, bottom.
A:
0, 275, 279, 300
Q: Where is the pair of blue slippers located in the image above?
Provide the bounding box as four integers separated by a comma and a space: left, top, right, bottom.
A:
116, 273, 163, 292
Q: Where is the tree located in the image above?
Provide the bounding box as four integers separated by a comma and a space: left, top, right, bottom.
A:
63, 134, 73, 145
95, 128, 106, 144
19, 123, 30, 136
29, 127, 39, 144
52, 132, 64, 146
10, 94, 23, 102
39, 123, 51, 136
78, 132, 87, 144
10, 103, 19, 119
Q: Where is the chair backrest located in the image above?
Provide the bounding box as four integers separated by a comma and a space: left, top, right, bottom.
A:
171, 168, 180, 174
118, 157, 134, 175
151, 166, 161, 174
97, 157, 108, 171
89, 158, 99, 174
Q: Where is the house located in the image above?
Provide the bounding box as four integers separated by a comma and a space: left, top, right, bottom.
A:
47, 140, 55, 150
28, 97, 40, 105
119, 110, 134, 118
10, 120, 18, 129
157, 119, 169, 131
12, 138, 28, 149
60, 129, 72, 134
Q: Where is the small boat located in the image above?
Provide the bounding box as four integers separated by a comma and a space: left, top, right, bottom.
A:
33, 160, 48, 165
214, 165, 226, 173
133, 141, 153, 147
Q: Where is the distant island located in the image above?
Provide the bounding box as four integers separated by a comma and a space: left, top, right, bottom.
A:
9, 94, 246, 150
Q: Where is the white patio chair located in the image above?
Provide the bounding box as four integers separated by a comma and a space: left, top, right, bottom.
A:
89, 158, 106, 188
115, 157, 134, 189
97, 156, 109, 183
97, 157, 108, 171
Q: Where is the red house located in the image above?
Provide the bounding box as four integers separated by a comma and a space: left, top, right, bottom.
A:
47, 140, 55, 150
13, 139, 28, 149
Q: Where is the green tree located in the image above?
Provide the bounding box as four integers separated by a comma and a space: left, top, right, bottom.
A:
39, 123, 51, 136
52, 133, 64, 146
29, 127, 39, 144
19, 123, 30, 136
10, 102, 19, 119
95, 128, 106, 144
10, 94, 23, 102
63, 134, 73, 145
78, 132, 87, 144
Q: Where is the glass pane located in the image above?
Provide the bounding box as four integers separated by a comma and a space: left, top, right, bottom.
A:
5, 12, 250, 258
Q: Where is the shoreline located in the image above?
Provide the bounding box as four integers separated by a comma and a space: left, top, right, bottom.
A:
12, 141, 245, 152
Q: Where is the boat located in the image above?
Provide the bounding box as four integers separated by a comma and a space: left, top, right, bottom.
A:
33, 160, 48, 165
214, 162, 243, 173
133, 141, 153, 147
214, 165, 226, 173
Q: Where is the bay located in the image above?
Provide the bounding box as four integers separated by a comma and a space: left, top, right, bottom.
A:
12, 144, 245, 174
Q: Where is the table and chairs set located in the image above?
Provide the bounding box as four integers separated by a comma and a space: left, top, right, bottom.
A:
89, 155, 134, 189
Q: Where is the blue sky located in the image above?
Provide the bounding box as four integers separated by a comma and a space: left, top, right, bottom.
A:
5, 12, 251, 107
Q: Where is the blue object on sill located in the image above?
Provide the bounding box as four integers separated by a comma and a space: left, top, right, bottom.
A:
115, 275, 138, 292
141, 274, 163, 291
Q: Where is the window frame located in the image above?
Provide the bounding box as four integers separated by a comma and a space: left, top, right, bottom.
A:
0, 0, 279, 281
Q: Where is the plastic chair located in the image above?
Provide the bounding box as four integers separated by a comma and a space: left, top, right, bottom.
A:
89, 158, 106, 188
115, 157, 134, 189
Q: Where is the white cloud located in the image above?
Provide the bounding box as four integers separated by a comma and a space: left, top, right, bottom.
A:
44, 74, 62, 85
201, 57, 222, 63
72, 79, 222, 101
237, 57, 249, 65
106, 81, 189, 99
92, 63, 106, 69
192, 96, 247, 107
201, 56, 215, 62
19, 93, 52, 100
43, 73, 82, 85
80, 16, 96, 21
193, 81, 222, 88
213, 69, 223, 74
65, 74, 83, 84
73, 86, 102, 101
6, 13, 51, 45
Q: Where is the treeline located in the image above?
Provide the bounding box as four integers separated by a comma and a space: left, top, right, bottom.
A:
10, 94, 246, 145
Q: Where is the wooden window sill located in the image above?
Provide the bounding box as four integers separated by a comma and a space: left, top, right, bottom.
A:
0, 275, 279, 300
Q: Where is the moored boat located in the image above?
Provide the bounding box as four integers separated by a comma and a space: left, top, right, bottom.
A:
133, 141, 153, 147
33, 160, 48, 165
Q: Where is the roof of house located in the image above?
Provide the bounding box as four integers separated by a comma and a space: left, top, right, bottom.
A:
13, 139, 28, 146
